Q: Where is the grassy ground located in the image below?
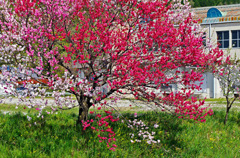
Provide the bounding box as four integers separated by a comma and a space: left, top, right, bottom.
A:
0, 107, 240, 157
204, 98, 227, 102
205, 98, 240, 108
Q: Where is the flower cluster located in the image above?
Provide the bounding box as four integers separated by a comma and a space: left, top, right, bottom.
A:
82, 104, 119, 151
126, 113, 160, 145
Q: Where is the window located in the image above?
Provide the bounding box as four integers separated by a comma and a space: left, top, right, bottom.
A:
217, 31, 229, 48
140, 17, 150, 24
232, 30, 240, 48
147, 42, 158, 51
139, 15, 150, 24
202, 32, 206, 46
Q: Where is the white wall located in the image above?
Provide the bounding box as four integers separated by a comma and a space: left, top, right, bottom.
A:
200, 21, 240, 98
202, 22, 240, 58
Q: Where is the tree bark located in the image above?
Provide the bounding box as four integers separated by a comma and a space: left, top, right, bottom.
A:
77, 106, 89, 125
76, 96, 92, 125
224, 107, 230, 125
224, 95, 237, 125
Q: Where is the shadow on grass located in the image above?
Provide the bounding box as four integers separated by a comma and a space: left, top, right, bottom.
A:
111, 111, 185, 154
146, 112, 185, 151
0, 111, 188, 157
0, 112, 93, 157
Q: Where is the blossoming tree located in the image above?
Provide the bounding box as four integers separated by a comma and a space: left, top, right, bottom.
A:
214, 55, 240, 124
0, 0, 223, 124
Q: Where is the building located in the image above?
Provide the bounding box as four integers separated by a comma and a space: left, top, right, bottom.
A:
192, 4, 240, 98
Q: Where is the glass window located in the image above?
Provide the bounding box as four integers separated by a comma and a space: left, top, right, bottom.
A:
217, 31, 229, 48
202, 32, 206, 46
224, 41, 229, 48
232, 40, 237, 47
217, 32, 223, 40
232, 30, 240, 48
232, 31, 237, 39
224, 31, 229, 39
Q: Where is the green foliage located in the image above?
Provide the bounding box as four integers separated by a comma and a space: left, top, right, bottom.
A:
192, 0, 240, 7
0, 111, 240, 157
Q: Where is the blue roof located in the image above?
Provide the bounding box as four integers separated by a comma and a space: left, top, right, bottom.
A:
207, 8, 223, 18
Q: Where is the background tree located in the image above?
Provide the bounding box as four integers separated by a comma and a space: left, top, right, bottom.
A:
214, 55, 240, 124
191, 0, 240, 7
0, 0, 223, 124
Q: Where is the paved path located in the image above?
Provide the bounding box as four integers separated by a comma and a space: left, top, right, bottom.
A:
0, 97, 155, 109
1, 97, 240, 112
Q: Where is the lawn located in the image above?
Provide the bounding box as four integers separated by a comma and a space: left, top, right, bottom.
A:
0, 106, 240, 157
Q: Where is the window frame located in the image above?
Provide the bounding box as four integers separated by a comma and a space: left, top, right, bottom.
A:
232, 30, 240, 48
217, 31, 229, 49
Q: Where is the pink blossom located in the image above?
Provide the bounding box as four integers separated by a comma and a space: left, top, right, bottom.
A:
134, 113, 137, 117
154, 124, 159, 128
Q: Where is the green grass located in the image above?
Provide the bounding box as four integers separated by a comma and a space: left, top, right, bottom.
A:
204, 98, 240, 107
0, 109, 240, 157
0, 104, 80, 115
204, 98, 227, 102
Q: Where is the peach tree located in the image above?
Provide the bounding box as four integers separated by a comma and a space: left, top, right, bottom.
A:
0, 0, 223, 125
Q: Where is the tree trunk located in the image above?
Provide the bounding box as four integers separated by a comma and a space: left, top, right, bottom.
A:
224, 95, 237, 125
224, 107, 230, 125
76, 96, 92, 125
77, 106, 89, 125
